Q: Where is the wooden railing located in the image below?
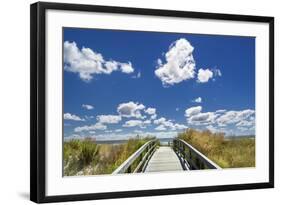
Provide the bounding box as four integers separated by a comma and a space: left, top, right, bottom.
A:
112, 139, 158, 174
173, 138, 221, 170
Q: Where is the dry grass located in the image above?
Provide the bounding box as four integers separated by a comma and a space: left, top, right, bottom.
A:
64, 136, 154, 176
177, 129, 255, 168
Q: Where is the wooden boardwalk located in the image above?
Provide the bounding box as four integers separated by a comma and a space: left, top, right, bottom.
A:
113, 139, 221, 174
144, 147, 183, 172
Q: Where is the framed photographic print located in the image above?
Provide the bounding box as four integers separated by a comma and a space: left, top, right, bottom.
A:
30, 1, 274, 203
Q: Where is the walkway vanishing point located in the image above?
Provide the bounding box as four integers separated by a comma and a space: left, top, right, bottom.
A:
112, 138, 221, 174
145, 147, 183, 172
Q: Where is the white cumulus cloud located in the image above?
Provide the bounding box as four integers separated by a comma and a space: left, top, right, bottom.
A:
155, 38, 196, 86
64, 41, 134, 81
192, 97, 202, 103
236, 120, 255, 127
117, 101, 146, 119
82, 104, 94, 110
215, 109, 227, 114
173, 123, 188, 130
184, 106, 255, 129
154, 117, 187, 131
119, 62, 134, 73
150, 114, 157, 120
155, 124, 167, 131
122, 120, 146, 128
153, 117, 167, 125
216, 109, 255, 126
74, 122, 107, 132
187, 112, 217, 125
143, 120, 151, 124
197, 68, 213, 83
96, 115, 122, 124
185, 106, 202, 117
145, 107, 156, 115
64, 113, 85, 121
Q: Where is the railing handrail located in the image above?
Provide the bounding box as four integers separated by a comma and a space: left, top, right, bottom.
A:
112, 139, 157, 174
174, 138, 221, 169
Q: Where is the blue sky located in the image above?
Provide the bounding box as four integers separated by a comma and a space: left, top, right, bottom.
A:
63, 28, 255, 140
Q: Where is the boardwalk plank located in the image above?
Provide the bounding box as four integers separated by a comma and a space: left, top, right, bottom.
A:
144, 147, 183, 172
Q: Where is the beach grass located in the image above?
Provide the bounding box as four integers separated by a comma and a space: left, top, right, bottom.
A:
64, 136, 154, 176
177, 129, 255, 168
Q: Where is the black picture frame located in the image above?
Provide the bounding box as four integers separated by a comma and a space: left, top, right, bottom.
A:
30, 1, 274, 203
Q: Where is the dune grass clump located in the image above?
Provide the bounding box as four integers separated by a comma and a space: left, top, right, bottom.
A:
64, 136, 154, 176
177, 129, 255, 168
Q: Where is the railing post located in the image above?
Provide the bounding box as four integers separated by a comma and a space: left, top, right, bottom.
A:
172, 138, 222, 170
113, 140, 158, 174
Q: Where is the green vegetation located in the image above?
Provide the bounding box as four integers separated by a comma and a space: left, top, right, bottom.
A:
177, 129, 255, 168
64, 136, 155, 176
